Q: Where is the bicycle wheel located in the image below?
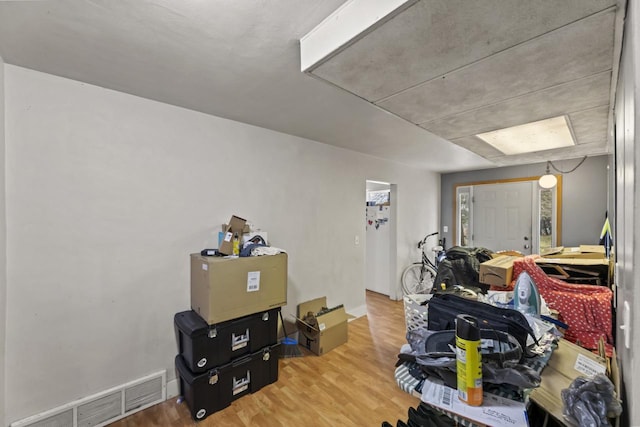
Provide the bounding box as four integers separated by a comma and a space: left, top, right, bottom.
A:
401, 263, 437, 295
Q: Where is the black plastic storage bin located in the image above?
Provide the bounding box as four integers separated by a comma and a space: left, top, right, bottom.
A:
175, 344, 280, 421
175, 308, 279, 373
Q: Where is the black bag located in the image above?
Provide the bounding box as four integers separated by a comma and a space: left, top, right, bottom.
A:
434, 246, 493, 292
426, 293, 536, 355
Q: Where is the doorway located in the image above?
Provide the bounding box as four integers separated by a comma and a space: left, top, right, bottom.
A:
455, 177, 561, 254
365, 180, 395, 296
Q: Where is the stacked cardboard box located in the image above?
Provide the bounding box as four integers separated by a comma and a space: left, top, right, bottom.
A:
479, 255, 521, 287
537, 245, 610, 286
174, 250, 288, 421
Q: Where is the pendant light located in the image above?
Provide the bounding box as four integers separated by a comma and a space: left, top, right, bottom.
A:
538, 156, 588, 189
538, 162, 557, 189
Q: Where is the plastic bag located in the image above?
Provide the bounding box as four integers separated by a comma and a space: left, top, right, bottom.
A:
561, 374, 622, 427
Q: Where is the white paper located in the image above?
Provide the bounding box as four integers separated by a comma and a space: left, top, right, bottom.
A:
224, 231, 233, 242
421, 378, 528, 427
233, 384, 248, 395
202, 263, 208, 271
574, 353, 606, 377
232, 341, 248, 351
247, 271, 260, 292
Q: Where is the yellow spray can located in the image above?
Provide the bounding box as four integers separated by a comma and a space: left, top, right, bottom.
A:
456, 314, 483, 406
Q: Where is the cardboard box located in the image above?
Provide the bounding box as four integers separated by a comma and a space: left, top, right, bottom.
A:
479, 255, 519, 287
535, 257, 609, 267
219, 215, 247, 255
296, 297, 348, 355
221, 222, 251, 234
542, 246, 605, 259
529, 339, 608, 424
611, 348, 621, 427
492, 250, 524, 257
190, 253, 287, 324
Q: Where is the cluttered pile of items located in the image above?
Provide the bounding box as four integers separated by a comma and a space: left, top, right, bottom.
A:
387, 245, 622, 427
173, 215, 290, 421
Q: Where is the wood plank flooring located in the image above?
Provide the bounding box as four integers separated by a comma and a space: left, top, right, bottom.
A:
111, 291, 417, 426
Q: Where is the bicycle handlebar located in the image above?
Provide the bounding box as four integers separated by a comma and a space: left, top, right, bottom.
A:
418, 231, 439, 248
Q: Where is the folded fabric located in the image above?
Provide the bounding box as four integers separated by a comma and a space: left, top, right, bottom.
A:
239, 243, 266, 257
250, 246, 286, 256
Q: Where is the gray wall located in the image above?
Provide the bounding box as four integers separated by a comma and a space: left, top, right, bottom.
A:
440, 155, 610, 249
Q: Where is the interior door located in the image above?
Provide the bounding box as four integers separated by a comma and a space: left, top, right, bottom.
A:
472, 181, 534, 254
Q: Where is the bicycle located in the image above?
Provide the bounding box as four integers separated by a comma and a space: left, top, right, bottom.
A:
401, 232, 446, 295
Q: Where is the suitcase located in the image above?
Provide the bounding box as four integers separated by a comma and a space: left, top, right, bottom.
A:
175, 344, 280, 421
174, 308, 279, 373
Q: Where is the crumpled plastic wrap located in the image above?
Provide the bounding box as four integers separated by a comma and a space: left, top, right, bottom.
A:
482, 363, 541, 389
561, 374, 622, 427
404, 327, 541, 388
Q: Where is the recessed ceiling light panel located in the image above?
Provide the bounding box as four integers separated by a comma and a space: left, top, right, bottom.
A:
476, 116, 576, 155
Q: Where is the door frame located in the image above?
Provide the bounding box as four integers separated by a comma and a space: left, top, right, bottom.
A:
364, 180, 397, 297
453, 175, 563, 252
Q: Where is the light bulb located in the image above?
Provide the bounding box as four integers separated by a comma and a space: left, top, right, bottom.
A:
538, 174, 557, 189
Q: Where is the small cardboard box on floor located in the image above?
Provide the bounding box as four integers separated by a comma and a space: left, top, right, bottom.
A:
296, 297, 348, 355
190, 252, 287, 324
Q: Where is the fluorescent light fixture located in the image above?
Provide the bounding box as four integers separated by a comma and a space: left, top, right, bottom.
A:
476, 116, 576, 155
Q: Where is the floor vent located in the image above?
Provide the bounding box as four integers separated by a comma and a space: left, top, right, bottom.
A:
10, 371, 166, 427
19, 410, 73, 427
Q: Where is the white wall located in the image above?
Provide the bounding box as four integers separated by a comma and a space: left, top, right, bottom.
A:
3, 65, 439, 423
0, 54, 7, 425
614, 1, 639, 424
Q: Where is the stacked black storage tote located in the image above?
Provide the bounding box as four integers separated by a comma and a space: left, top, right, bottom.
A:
174, 252, 288, 421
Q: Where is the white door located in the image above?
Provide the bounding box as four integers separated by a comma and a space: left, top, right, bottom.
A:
472, 181, 534, 254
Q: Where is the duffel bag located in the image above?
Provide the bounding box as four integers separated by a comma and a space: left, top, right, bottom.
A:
427, 293, 536, 356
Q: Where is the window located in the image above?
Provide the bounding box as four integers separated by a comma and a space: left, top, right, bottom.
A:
538, 188, 556, 251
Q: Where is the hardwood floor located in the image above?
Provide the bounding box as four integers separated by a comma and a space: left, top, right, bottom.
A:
110, 291, 418, 426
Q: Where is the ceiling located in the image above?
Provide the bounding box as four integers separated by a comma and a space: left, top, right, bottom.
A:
0, 1, 626, 173
305, 0, 625, 167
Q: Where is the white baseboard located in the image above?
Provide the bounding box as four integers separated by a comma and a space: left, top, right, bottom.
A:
166, 378, 179, 400
347, 304, 367, 320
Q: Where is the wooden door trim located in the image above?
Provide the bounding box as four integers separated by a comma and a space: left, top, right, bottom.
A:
453, 175, 563, 249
